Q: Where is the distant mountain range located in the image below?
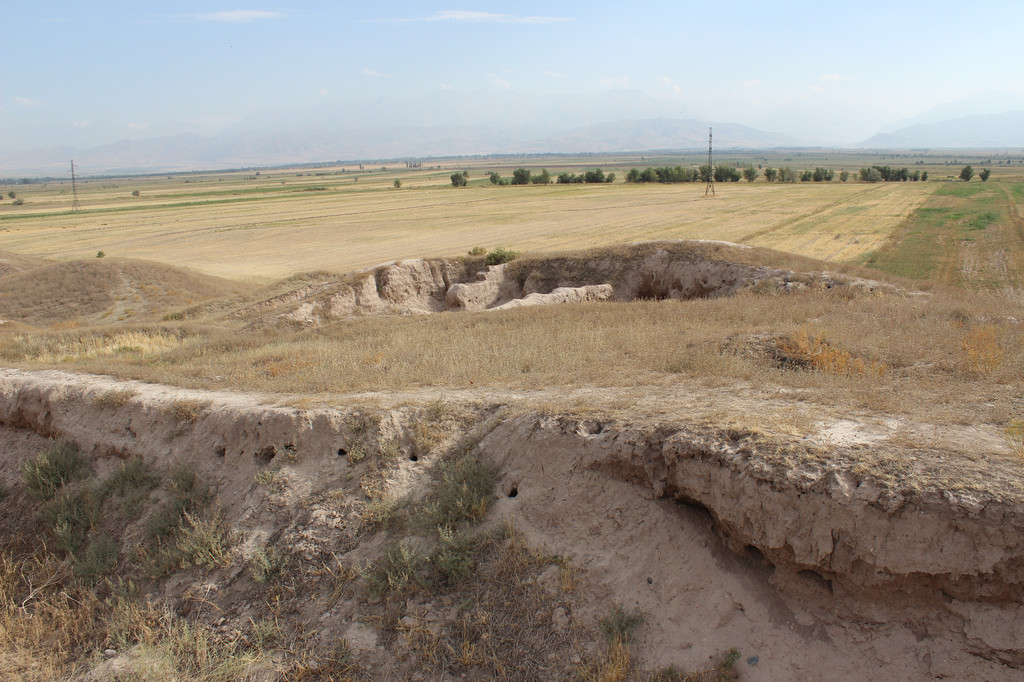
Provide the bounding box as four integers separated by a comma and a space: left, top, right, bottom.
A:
858, 111, 1024, 148
3, 88, 1024, 177
0, 117, 798, 177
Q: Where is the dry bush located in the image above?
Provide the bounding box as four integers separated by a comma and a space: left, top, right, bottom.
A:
961, 324, 1005, 375
93, 388, 138, 408
165, 398, 210, 423
775, 326, 886, 377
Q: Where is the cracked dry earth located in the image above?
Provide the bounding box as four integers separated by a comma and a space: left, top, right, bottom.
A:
1, 367, 1023, 680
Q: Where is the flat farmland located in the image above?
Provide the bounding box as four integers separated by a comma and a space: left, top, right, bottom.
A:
0, 167, 936, 282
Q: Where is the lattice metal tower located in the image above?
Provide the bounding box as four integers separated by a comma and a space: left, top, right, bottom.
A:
70, 160, 81, 211
704, 127, 715, 197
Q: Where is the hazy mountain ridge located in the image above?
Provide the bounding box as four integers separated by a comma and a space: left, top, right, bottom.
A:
0, 118, 797, 177
859, 111, 1024, 148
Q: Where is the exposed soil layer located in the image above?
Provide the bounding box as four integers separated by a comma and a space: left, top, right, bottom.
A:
236, 241, 895, 327
0, 368, 1021, 680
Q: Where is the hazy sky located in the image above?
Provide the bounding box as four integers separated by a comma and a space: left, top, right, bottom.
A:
4, 1, 1024, 148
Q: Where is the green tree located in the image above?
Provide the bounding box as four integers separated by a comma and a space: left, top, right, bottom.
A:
7, 191, 14, 199
489, 172, 501, 185
451, 171, 469, 187
626, 168, 640, 183
840, 170, 849, 182
531, 169, 551, 184
742, 166, 758, 182
511, 168, 531, 185
779, 167, 797, 183
698, 164, 713, 183
921, 171, 928, 181
979, 168, 991, 182
959, 165, 974, 181
764, 168, 778, 183
605, 172, 616, 183
393, 179, 402, 189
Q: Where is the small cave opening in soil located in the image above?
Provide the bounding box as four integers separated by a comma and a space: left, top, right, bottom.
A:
409, 454, 419, 462
508, 486, 519, 498
336, 447, 347, 457
254, 445, 276, 466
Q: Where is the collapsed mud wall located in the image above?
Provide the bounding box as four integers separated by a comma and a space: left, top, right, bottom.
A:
239, 242, 894, 327
0, 368, 1019, 675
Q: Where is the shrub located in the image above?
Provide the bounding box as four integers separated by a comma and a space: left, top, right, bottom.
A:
431, 526, 477, 585
100, 456, 158, 498
467, 246, 487, 257
94, 388, 136, 409
485, 247, 519, 266
45, 489, 99, 555
75, 538, 119, 583
426, 454, 496, 529
249, 546, 286, 583
21, 441, 89, 500
176, 512, 231, 568
165, 399, 209, 423
360, 541, 423, 594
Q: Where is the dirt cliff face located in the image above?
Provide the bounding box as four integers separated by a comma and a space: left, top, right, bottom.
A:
0, 369, 1020, 679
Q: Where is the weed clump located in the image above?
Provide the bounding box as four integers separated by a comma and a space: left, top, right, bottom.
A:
250, 546, 286, 583
93, 388, 137, 408
21, 441, 89, 500
426, 454, 496, 529
165, 398, 210, 423
485, 246, 519, 266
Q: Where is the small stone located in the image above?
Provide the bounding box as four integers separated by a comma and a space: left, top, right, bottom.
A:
747, 655, 759, 666
103, 649, 117, 659
551, 607, 570, 635
647, 577, 653, 585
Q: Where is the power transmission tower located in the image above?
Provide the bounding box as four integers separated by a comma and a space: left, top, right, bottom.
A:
704, 127, 715, 197
70, 160, 82, 211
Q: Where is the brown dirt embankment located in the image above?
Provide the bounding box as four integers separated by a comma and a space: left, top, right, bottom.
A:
233, 241, 895, 327
0, 368, 1021, 680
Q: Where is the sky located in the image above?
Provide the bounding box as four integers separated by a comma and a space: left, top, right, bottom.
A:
3, 1, 1024, 150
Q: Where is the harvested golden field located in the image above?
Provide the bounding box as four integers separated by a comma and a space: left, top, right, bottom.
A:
0, 165, 935, 282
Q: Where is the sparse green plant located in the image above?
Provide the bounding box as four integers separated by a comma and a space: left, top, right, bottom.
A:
431, 525, 477, 585
96, 250, 105, 258
74, 538, 119, 583
145, 466, 212, 540
426, 453, 496, 529
485, 246, 519, 266
44, 488, 99, 555
393, 179, 402, 189
467, 246, 487, 257
21, 441, 89, 500
249, 546, 286, 583
360, 541, 423, 595
599, 604, 644, 643
100, 456, 158, 499
255, 467, 286, 492
175, 511, 231, 568
12, 197, 24, 205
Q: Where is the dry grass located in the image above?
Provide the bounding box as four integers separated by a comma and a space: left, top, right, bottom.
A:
5, 283, 1017, 430
0, 172, 936, 281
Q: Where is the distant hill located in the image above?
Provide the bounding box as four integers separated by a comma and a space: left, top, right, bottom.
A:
859, 111, 1024, 148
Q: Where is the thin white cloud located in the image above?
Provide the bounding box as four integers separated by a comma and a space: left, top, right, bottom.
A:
439, 83, 453, 90
362, 68, 392, 78
389, 10, 570, 24
542, 70, 564, 79
600, 76, 632, 88
127, 122, 150, 130
14, 96, 43, 107
658, 76, 673, 86
673, 84, 683, 95
820, 73, 841, 82
486, 74, 511, 90
319, 88, 328, 96
196, 10, 282, 23
742, 78, 760, 88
